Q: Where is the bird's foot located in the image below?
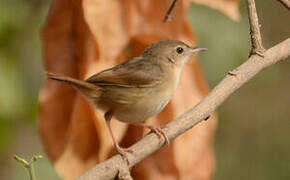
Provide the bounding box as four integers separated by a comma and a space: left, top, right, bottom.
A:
115, 146, 133, 165
147, 125, 170, 146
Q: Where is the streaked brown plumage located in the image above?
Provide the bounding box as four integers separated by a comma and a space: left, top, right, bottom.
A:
46, 39, 206, 163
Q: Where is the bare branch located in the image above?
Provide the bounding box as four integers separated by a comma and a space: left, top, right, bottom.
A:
74, 1, 290, 179
77, 38, 290, 180
246, 0, 265, 57
163, 0, 178, 23
277, 0, 290, 10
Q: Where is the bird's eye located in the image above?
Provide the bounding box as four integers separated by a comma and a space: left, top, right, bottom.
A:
176, 47, 184, 54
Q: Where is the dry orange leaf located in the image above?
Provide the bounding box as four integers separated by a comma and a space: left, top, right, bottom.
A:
189, 0, 240, 21
38, 0, 239, 179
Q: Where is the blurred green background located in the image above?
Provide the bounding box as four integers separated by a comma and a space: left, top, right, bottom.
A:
0, 0, 289, 179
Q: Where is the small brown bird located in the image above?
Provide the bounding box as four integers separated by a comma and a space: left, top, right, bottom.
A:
46, 39, 206, 163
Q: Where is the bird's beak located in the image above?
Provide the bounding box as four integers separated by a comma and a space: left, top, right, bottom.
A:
190, 46, 207, 53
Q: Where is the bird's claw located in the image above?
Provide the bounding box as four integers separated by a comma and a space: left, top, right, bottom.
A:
115, 146, 133, 165
147, 125, 170, 146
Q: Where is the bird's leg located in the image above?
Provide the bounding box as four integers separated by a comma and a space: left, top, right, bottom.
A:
131, 122, 170, 146
104, 111, 132, 164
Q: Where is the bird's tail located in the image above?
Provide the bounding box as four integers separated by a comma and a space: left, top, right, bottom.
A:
46, 72, 101, 99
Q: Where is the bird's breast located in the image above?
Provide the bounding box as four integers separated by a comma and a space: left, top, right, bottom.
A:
113, 68, 181, 123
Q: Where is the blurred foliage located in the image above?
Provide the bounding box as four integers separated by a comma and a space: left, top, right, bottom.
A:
0, 0, 289, 179
0, 0, 60, 179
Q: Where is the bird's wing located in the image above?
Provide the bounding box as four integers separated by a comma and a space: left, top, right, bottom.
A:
86, 57, 162, 88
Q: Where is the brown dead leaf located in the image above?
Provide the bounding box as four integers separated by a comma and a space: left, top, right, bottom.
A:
189, 0, 240, 21
39, 0, 239, 179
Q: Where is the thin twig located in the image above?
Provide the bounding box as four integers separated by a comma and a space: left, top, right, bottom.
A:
246, 0, 265, 57
14, 155, 43, 180
77, 38, 290, 180
277, 0, 290, 9
163, 0, 178, 23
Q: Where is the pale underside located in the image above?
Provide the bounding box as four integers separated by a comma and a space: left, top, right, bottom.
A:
86, 56, 182, 122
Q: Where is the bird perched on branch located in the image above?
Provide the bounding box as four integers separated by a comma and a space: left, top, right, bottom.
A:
46, 39, 206, 164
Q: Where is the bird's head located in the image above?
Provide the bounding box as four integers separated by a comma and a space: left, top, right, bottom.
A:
142, 39, 207, 67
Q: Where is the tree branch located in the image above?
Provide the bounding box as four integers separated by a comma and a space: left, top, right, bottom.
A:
277, 0, 290, 10
76, 1, 290, 179
77, 39, 290, 179
246, 0, 265, 57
